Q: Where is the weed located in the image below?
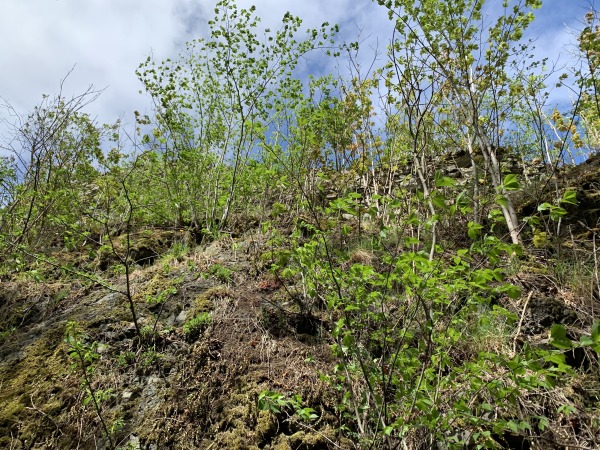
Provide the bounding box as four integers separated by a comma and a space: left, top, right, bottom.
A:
183, 312, 212, 341
206, 264, 233, 283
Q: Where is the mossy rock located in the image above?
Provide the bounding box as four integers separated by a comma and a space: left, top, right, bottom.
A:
286, 428, 336, 449
96, 229, 177, 270
256, 410, 278, 442
0, 325, 75, 447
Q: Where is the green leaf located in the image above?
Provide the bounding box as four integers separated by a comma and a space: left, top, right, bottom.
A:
592, 322, 600, 342
549, 324, 572, 350
560, 190, 577, 205
502, 284, 521, 300
415, 398, 432, 411
537, 202, 552, 212
435, 175, 456, 187
480, 403, 493, 412
468, 221, 483, 240
537, 415, 549, 431
544, 353, 566, 365
432, 194, 447, 210
503, 174, 520, 191
549, 207, 567, 221
495, 194, 509, 208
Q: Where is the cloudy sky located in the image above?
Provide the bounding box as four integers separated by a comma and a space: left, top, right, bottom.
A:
0, 0, 593, 132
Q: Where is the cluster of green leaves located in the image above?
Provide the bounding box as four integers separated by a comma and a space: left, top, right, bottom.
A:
281, 186, 597, 448
257, 390, 318, 422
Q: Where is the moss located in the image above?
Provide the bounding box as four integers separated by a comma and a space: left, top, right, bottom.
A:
271, 438, 293, 450
134, 273, 183, 305
533, 230, 550, 248
183, 312, 212, 342
0, 397, 26, 427
289, 431, 323, 449
200, 285, 233, 301
0, 325, 74, 445
188, 286, 232, 319
285, 427, 338, 450
519, 263, 549, 275
216, 430, 261, 450
256, 410, 277, 441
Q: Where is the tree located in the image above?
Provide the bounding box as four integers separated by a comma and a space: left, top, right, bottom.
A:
136, 0, 337, 231
376, 0, 545, 244
575, 8, 600, 153
0, 77, 102, 254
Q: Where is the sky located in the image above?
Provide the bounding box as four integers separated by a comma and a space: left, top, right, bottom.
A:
0, 0, 594, 136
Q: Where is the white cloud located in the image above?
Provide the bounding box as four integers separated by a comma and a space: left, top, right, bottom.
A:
0, 0, 590, 136
0, 0, 211, 125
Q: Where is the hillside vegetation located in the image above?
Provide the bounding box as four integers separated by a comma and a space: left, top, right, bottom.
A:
0, 1, 599, 449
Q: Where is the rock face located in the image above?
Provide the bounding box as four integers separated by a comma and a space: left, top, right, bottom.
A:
0, 236, 340, 449
315, 147, 554, 204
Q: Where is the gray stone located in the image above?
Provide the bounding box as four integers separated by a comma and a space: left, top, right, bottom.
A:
176, 310, 187, 324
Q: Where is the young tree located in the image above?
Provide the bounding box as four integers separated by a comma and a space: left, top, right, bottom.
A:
376, 0, 545, 244
0, 79, 102, 253
137, 0, 337, 231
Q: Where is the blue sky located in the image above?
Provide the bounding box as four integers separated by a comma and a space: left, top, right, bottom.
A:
0, 0, 594, 135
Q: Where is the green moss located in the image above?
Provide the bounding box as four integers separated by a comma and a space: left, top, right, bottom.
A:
0, 397, 26, 426
0, 326, 73, 445
183, 312, 211, 341
256, 410, 277, 441
533, 230, 550, 248
271, 439, 293, 450
188, 286, 232, 319
217, 431, 261, 450
286, 427, 337, 449
134, 273, 182, 305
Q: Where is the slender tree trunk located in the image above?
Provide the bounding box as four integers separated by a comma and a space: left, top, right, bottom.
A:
475, 127, 521, 245
465, 133, 481, 226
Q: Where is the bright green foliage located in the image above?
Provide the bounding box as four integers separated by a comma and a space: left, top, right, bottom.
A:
136, 0, 337, 230
183, 312, 212, 341
257, 390, 318, 421
282, 187, 587, 448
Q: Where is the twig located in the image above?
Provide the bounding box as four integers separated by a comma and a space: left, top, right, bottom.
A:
513, 291, 534, 355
